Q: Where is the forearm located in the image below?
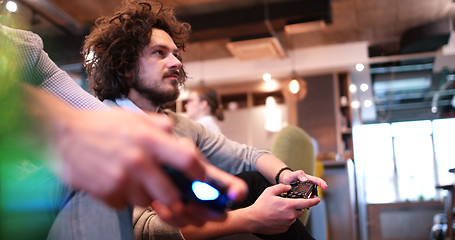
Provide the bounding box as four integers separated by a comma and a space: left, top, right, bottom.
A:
255, 153, 289, 185
181, 208, 255, 240
23, 84, 77, 142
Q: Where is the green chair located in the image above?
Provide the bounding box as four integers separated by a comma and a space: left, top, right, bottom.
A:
270, 125, 316, 225
217, 125, 317, 240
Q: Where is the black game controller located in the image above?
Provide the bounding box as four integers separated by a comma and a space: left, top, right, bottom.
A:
162, 166, 232, 213
279, 180, 318, 199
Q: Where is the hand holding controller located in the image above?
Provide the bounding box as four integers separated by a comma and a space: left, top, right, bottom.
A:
279, 180, 318, 199
163, 166, 232, 213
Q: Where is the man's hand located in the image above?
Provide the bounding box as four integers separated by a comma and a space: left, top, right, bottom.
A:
26, 86, 247, 227
151, 160, 248, 227
52, 108, 207, 209
243, 184, 320, 235
280, 169, 328, 190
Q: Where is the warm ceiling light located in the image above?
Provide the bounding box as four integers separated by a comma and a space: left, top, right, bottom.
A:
431, 106, 438, 113
289, 79, 300, 94
265, 96, 277, 108
363, 99, 373, 108
264, 80, 279, 92
262, 73, 272, 82
355, 63, 365, 72
6, 1, 18, 12
349, 84, 357, 93
351, 100, 360, 109
360, 83, 369, 92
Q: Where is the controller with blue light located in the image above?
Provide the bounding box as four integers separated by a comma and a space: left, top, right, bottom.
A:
162, 166, 232, 212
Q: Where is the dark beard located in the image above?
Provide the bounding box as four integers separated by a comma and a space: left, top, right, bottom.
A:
131, 78, 180, 107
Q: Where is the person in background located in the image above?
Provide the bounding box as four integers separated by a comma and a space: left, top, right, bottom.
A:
82, 0, 327, 239
185, 87, 224, 134
0, 23, 246, 240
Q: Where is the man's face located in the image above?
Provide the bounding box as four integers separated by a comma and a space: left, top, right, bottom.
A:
185, 91, 205, 120
131, 28, 183, 106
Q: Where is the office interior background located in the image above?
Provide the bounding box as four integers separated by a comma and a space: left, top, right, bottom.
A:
1, 0, 455, 239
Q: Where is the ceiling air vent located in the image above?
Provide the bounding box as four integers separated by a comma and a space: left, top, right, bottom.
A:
226, 37, 285, 60
284, 20, 326, 34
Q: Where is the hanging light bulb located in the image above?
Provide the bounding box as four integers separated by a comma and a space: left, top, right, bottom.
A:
289, 79, 300, 94
287, 41, 307, 100
287, 72, 307, 100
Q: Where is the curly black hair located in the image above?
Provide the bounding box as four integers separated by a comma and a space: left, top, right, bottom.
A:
82, 0, 190, 100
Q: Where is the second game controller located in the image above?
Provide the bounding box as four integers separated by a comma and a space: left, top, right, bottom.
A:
279, 180, 318, 199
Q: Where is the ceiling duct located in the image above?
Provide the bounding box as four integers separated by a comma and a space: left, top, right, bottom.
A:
370, 18, 452, 57
177, 0, 332, 42
284, 19, 326, 34
226, 36, 285, 60
226, 0, 285, 61
400, 18, 452, 54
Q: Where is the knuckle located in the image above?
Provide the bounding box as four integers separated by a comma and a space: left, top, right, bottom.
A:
123, 148, 146, 169
177, 150, 199, 169
108, 170, 128, 192
286, 215, 296, 222
181, 155, 199, 170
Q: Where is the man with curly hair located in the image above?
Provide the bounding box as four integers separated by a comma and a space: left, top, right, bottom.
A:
82, 0, 327, 239
1, 16, 247, 240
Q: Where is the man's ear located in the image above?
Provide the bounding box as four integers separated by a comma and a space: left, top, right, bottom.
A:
125, 71, 132, 79
125, 71, 134, 87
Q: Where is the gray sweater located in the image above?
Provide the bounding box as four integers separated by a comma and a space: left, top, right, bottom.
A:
104, 99, 271, 240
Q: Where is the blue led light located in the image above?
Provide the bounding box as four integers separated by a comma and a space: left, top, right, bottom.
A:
192, 181, 220, 201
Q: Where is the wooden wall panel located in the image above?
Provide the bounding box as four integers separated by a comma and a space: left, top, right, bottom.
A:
297, 74, 337, 154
